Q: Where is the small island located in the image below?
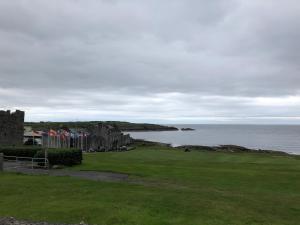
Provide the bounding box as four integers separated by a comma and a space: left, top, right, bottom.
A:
181, 128, 195, 131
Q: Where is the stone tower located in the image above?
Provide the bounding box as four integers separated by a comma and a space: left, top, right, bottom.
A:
0, 110, 24, 146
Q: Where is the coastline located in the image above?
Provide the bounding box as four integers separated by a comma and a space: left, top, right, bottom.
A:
128, 124, 300, 155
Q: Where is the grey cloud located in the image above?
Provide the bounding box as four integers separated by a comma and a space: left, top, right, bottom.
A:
0, 0, 299, 123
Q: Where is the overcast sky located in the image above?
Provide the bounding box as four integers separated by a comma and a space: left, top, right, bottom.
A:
0, 0, 300, 124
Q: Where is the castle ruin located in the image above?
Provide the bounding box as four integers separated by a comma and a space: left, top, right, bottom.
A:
0, 110, 24, 146
88, 123, 132, 151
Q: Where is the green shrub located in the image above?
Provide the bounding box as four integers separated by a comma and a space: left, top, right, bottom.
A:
34, 148, 82, 166
0, 146, 42, 157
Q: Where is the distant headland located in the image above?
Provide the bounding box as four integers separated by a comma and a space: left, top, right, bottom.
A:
25, 121, 178, 132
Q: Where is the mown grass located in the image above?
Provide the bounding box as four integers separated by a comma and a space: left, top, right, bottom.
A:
0, 145, 300, 225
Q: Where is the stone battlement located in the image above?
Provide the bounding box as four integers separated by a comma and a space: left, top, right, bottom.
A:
0, 109, 24, 115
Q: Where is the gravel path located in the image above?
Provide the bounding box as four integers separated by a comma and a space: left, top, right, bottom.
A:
3, 162, 129, 183
0, 217, 87, 225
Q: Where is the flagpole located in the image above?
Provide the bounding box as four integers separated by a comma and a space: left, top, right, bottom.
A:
47, 131, 50, 148
42, 133, 44, 148
58, 134, 60, 148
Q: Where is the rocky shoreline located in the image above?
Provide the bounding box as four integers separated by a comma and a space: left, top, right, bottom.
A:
134, 139, 293, 155
0, 218, 87, 225
176, 145, 291, 155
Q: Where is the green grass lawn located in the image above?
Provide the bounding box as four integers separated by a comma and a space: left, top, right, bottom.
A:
1, 145, 300, 225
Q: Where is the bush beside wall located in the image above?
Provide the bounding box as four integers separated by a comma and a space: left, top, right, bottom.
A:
34, 148, 82, 166
0, 146, 42, 157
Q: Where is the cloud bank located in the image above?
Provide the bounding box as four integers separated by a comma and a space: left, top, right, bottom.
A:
0, 0, 299, 123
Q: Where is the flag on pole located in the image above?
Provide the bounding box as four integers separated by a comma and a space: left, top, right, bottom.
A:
49, 129, 57, 136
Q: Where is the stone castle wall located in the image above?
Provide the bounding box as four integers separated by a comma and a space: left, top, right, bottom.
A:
89, 123, 132, 151
0, 110, 24, 146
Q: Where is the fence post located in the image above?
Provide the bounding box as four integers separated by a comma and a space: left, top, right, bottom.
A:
0, 153, 3, 171
45, 148, 48, 169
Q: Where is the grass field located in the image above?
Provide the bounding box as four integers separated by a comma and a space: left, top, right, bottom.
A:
1, 145, 300, 225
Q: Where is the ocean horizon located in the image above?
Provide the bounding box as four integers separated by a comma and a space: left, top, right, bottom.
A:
127, 124, 300, 154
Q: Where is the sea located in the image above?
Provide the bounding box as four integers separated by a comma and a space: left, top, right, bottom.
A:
126, 124, 300, 155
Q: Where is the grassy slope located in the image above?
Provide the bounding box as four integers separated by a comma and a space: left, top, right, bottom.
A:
1, 146, 300, 225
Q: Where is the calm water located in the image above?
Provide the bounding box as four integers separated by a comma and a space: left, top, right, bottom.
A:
127, 124, 300, 154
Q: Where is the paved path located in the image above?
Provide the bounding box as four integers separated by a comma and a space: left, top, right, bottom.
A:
3, 161, 129, 183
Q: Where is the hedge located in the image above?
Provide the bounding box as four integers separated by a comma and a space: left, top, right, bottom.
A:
0, 146, 42, 157
34, 148, 82, 166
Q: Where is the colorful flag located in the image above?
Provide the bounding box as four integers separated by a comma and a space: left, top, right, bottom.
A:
49, 129, 57, 136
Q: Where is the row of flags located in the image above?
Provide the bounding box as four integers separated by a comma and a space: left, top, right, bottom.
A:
38, 129, 90, 150
46, 129, 89, 139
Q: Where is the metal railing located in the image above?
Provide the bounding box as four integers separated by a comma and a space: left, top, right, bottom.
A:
3, 155, 49, 169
